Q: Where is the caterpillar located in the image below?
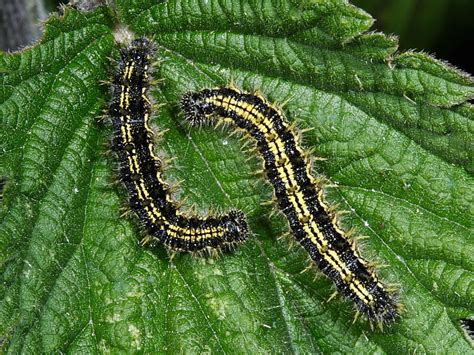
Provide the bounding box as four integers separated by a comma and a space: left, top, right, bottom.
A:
181, 87, 400, 324
108, 40, 248, 252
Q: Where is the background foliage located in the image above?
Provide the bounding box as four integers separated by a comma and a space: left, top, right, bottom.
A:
1, 0, 473, 353
353, 0, 474, 75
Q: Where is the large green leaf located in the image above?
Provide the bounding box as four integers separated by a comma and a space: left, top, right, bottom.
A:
1, 0, 473, 352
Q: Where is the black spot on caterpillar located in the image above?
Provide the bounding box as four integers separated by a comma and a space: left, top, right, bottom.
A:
0, 177, 6, 203
181, 87, 400, 324
108, 40, 248, 252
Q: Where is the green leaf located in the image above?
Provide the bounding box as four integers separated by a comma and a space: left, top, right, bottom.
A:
1, 0, 473, 353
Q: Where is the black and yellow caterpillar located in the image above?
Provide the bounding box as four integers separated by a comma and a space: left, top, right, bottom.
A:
181, 87, 400, 323
108, 40, 248, 252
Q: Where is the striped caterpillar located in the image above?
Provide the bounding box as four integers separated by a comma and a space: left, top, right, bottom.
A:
108, 40, 248, 252
181, 87, 400, 324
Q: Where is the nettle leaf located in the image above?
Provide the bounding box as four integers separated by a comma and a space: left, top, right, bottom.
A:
1, 0, 473, 352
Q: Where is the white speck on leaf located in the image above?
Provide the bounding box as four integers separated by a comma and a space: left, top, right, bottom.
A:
129, 324, 141, 349
106, 313, 122, 323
